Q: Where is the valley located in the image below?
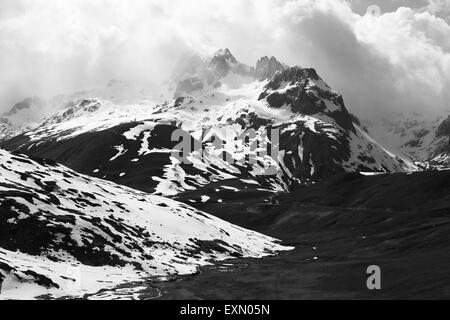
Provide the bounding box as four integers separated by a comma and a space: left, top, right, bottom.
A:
0, 49, 449, 299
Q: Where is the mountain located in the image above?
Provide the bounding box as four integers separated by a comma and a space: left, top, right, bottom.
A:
2, 48, 449, 300
0, 148, 289, 299
172, 49, 287, 99
255, 56, 286, 80
365, 111, 450, 169
172, 49, 256, 98
0, 97, 50, 139
0, 49, 415, 200
0, 81, 161, 140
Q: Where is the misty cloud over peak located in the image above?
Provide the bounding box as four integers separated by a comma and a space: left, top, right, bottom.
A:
0, 0, 449, 120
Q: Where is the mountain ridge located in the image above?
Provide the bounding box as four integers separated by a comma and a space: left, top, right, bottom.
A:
364, 111, 450, 169
0, 49, 415, 200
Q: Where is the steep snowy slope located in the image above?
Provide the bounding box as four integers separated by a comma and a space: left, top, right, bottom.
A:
0, 50, 414, 198
366, 111, 450, 169
0, 149, 289, 299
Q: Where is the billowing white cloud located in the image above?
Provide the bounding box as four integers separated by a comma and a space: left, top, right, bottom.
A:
425, 0, 450, 21
272, 1, 450, 118
0, 0, 192, 111
0, 0, 449, 119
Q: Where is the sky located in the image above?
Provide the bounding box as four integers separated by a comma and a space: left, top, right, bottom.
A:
0, 0, 449, 119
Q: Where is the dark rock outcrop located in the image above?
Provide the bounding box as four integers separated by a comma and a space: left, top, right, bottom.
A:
259, 67, 355, 132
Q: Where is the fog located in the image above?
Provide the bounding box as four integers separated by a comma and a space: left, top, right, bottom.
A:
0, 0, 449, 119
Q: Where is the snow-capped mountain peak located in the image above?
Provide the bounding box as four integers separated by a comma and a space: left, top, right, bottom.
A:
3, 96, 46, 118
259, 66, 353, 132
364, 111, 450, 169
255, 56, 286, 80
209, 48, 253, 79
212, 48, 237, 63
0, 97, 51, 140
0, 49, 417, 200
173, 49, 282, 98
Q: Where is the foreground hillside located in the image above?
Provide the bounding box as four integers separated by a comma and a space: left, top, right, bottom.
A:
0, 149, 290, 299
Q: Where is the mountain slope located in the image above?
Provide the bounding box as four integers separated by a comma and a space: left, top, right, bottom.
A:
0, 148, 290, 299
0, 50, 414, 199
0, 81, 161, 140
365, 111, 450, 169
0, 97, 50, 140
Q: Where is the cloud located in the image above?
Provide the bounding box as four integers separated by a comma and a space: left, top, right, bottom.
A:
254, 0, 450, 118
425, 0, 450, 21
0, 0, 449, 120
348, 0, 428, 14
0, 0, 192, 111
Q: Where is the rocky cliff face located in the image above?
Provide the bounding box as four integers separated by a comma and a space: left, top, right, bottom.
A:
255, 56, 286, 80
173, 49, 285, 98
259, 67, 354, 132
